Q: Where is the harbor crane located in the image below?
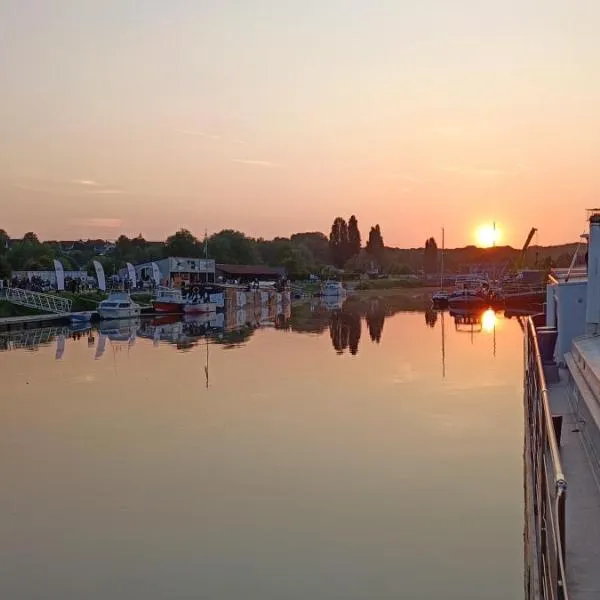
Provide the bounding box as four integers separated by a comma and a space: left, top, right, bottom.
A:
497, 227, 537, 279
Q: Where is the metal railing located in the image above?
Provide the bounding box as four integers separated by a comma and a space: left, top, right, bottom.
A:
0, 326, 71, 351
524, 316, 568, 600
0, 287, 72, 313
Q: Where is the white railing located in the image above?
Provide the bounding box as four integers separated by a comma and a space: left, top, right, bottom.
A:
0, 326, 71, 351
524, 317, 568, 600
0, 287, 72, 313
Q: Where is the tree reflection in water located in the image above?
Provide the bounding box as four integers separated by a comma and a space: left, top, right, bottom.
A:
366, 308, 385, 343
329, 310, 361, 355
424, 309, 438, 328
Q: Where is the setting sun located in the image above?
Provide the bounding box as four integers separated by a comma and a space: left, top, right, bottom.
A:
476, 224, 501, 248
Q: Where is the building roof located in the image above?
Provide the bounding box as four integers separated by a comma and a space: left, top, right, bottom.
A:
216, 264, 285, 277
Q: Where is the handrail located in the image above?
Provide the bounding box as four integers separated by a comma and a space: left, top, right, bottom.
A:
528, 318, 565, 482
524, 316, 569, 600
1, 287, 72, 313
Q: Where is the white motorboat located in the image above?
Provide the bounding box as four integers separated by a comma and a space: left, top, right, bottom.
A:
98, 318, 140, 342
70, 311, 94, 324
321, 281, 347, 297
98, 292, 141, 319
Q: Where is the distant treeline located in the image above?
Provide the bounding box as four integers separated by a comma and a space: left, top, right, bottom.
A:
0, 223, 583, 282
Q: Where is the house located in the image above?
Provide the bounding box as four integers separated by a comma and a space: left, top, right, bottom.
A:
216, 264, 286, 283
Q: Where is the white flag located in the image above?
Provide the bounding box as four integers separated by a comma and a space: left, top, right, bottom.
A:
55, 335, 65, 360
93, 260, 106, 291
126, 262, 137, 288
151, 262, 161, 287
95, 334, 106, 359
53, 259, 65, 291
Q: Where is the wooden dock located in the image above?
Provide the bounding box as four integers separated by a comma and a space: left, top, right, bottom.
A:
0, 313, 70, 330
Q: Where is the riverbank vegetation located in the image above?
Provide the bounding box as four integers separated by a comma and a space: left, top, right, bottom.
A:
0, 218, 582, 285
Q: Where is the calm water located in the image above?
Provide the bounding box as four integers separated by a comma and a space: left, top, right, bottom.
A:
0, 300, 524, 599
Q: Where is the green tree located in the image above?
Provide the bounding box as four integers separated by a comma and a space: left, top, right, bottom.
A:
365, 225, 384, 263
347, 215, 361, 258
423, 237, 438, 273
290, 232, 329, 264
329, 217, 349, 268
23, 231, 40, 245
208, 230, 261, 264
281, 245, 313, 280
6, 236, 55, 270
0, 254, 11, 278
164, 229, 201, 257
0, 229, 9, 254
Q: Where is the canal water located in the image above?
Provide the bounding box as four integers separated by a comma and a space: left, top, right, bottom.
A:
0, 300, 524, 599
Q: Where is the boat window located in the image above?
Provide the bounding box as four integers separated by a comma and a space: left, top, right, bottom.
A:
118, 303, 130, 308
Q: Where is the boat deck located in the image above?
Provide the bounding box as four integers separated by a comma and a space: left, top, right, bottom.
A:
548, 367, 600, 600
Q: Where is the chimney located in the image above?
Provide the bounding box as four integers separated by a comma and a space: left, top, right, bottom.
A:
586, 209, 600, 334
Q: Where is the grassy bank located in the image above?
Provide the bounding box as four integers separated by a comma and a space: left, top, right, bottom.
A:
0, 301, 42, 318
353, 278, 435, 291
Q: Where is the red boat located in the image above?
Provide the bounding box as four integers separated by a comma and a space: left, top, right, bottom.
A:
151, 288, 185, 313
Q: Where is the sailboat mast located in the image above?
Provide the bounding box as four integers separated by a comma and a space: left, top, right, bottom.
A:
204, 229, 209, 283
440, 227, 445, 289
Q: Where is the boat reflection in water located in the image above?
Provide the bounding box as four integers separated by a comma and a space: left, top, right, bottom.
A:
98, 318, 140, 342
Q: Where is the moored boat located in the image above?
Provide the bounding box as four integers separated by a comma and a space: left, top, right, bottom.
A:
432, 290, 450, 309
70, 311, 94, 324
98, 292, 141, 319
447, 289, 489, 310
152, 288, 185, 313
321, 281, 347, 297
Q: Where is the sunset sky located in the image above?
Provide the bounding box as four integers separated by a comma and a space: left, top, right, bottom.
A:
1, 1, 599, 247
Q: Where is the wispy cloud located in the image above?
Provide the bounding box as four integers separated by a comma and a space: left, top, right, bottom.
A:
231, 158, 280, 168
71, 179, 125, 195
70, 217, 122, 229
71, 179, 101, 187
176, 129, 221, 140
177, 129, 250, 145
14, 177, 125, 195
87, 188, 124, 195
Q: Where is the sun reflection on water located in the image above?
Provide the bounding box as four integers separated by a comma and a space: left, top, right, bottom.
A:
481, 309, 497, 333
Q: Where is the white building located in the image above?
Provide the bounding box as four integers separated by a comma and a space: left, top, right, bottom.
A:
124, 257, 216, 287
